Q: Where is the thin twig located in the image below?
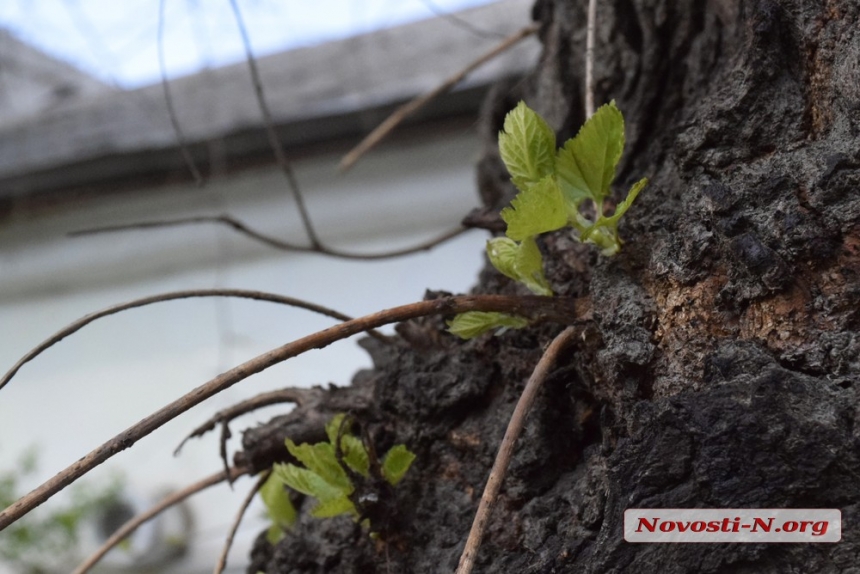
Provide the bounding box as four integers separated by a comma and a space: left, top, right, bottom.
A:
176, 386, 318, 454
175, 387, 321, 483
59, 0, 125, 91
456, 326, 578, 574
159, 0, 203, 185
339, 23, 539, 172
214, 470, 269, 574
227, 0, 320, 249
61, 0, 197, 179
585, 0, 597, 118
418, 0, 508, 40
0, 294, 589, 531
69, 214, 471, 261
0, 289, 392, 392
72, 466, 248, 574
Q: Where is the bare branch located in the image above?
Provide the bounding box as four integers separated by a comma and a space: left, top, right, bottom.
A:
72, 466, 248, 574
174, 387, 322, 483
214, 470, 269, 574
585, 0, 597, 118
339, 23, 539, 172
418, 0, 508, 40
69, 214, 471, 260
0, 288, 392, 392
227, 0, 320, 248
176, 386, 318, 453
0, 294, 589, 531
159, 0, 204, 185
456, 326, 578, 574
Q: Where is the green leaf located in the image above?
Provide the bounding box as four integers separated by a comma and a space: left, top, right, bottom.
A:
381, 445, 416, 486
514, 236, 553, 296
500, 176, 567, 241
259, 471, 296, 540
311, 495, 357, 518
555, 101, 625, 206
285, 439, 350, 491
273, 463, 351, 502
499, 101, 557, 191
486, 237, 519, 282
324, 414, 370, 478
266, 524, 284, 545
584, 177, 649, 256
447, 311, 530, 339
325, 413, 347, 446
486, 237, 553, 296
340, 435, 370, 478
603, 177, 648, 225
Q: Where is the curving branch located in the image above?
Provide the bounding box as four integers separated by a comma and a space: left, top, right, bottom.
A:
214, 470, 270, 574
69, 214, 471, 260
227, 0, 320, 248
67, 4, 516, 262
158, 0, 203, 185
174, 386, 323, 482
72, 465, 248, 574
64, 1, 510, 271
456, 326, 578, 574
0, 294, 590, 531
176, 386, 320, 455
0, 288, 393, 392
339, 23, 539, 172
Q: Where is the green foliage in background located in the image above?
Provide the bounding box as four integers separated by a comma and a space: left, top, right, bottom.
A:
449, 100, 647, 339
0, 449, 122, 574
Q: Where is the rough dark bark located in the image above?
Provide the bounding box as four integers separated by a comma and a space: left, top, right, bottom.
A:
244, 0, 860, 572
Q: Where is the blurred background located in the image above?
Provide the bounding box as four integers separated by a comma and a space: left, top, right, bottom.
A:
0, 0, 537, 572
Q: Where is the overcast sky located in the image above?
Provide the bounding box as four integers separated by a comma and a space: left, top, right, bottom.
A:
0, 0, 498, 88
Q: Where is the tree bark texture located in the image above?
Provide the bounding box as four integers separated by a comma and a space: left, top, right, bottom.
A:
245, 0, 860, 572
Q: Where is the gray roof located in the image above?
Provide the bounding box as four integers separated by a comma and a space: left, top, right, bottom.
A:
0, 0, 537, 198
0, 29, 114, 128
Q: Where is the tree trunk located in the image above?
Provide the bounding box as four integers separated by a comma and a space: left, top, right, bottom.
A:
245, 0, 860, 571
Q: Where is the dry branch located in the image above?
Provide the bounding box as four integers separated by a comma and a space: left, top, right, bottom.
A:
0, 288, 391, 392
417, 0, 508, 40
339, 23, 539, 172
214, 470, 269, 574
456, 326, 578, 574
70, 1, 491, 261
228, 0, 320, 248
72, 466, 247, 574
158, 0, 203, 185
175, 386, 321, 456
70, 215, 470, 260
0, 294, 589, 531
176, 386, 322, 483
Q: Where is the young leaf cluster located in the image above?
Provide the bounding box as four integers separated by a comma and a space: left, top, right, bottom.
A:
260, 414, 416, 543
449, 101, 647, 339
